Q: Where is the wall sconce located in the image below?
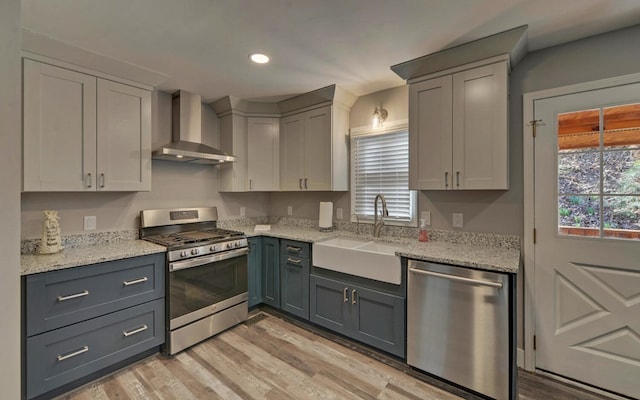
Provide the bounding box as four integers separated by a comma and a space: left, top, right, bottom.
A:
372, 107, 388, 128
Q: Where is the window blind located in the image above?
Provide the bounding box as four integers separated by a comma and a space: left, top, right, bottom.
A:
352, 130, 415, 223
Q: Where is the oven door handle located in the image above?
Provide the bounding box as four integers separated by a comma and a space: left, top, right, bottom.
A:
169, 248, 249, 272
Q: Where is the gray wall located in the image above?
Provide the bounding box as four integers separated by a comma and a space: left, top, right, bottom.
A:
0, 0, 22, 397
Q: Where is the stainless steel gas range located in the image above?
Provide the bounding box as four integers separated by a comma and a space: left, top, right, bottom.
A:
139, 207, 248, 355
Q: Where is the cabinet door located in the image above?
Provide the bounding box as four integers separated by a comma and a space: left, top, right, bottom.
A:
309, 275, 349, 335
23, 59, 97, 191
350, 285, 405, 358
408, 76, 452, 190
247, 237, 263, 307
261, 237, 280, 308
247, 117, 280, 191
280, 241, 309, 319
97, 79, 151, 191
452, 62, 508, 190
218, 113, 248, 192
280, 113, 305, 190
303, 106, 332, 190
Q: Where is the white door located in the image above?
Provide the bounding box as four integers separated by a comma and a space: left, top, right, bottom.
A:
280, 113, 304, 190
303, 106, 331, 190
247, 117, 279, 191
534, 83, 640, 398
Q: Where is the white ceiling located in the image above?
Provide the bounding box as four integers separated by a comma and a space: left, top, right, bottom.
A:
21, 0, 640, 102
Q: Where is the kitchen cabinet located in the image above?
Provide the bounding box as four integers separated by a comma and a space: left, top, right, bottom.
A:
23, 58, 151, 192
247, 117, 280, 191
248, 237, 263, 307
280, 240, 310, 319
309, 271, 406, 358
23, 253, 165, 399
261, 237, 281, 308
409, 61, 508, 190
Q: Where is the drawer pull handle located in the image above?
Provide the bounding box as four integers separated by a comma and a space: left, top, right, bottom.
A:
57, 346, 88, 362
57, 290, 89, 302
343, 287, 348, 303
287, 257, 301, 264
287, 246, 301, 252
352, 289, 357, 305
123, 277, 148, 286
123, 324, 148, 337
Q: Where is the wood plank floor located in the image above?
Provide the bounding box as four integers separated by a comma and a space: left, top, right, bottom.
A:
54, 311, 615, 400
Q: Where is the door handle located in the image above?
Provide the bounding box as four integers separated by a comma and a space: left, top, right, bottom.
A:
444, 171, 449, 188
409, 267, 503, 288
100, 173, 105, 188
57, 346, 89, 362
86, 173, 92, 188
287, 257, 301, 264
343, 287, 348, 303
57, 290, 89, 302
123, 324, 148, 337
304, 178, 308, 189
456, 171, 460, 188
299, 178, 303, 189
249, 179, 253, 190
351, 289, 357, 305
123, 277, 148, 286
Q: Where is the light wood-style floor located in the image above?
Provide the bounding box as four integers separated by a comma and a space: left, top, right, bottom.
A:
55, 311, 614, 400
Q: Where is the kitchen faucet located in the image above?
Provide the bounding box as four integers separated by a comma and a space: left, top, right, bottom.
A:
373, 194, 389, 237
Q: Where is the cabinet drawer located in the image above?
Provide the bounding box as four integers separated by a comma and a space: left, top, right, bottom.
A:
25, 253, 165, 336
281, 239, 310, 259
26, 298, 164, 399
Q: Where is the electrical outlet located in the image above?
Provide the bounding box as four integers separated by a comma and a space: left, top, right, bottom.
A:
452, 213, 463, 228
240, 207, 246, 217
420, 211, 431, 225
287, 205, 293, 216
336, 207, 343, 220
84, 216, 97, 231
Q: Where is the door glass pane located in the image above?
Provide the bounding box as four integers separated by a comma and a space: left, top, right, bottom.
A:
558, 109, 600, 153
603, 196, 640, 239
603, 103, 640, 149
558, 152, 600, 194
603, 149, 640, 194
558, 196, 600, 235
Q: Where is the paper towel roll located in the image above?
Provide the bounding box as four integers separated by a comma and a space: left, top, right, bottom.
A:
319, 202, 333, 231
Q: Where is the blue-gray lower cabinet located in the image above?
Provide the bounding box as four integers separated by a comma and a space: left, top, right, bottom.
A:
248, 237, 263, 307
310, 274, 405, 358
280, 240, 310, 319
23, 253, 166, 399
261, 237, 280, 308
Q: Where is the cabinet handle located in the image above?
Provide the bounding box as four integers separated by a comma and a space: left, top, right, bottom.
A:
86, 173, 92, 188
123, 324, 148, 337
304, 178, 308, 189
299, 178, 303, 189
343, 288, 348, 303
57, 290, 89, 302
123, 277, 148, 286
287, 245, 301, 252
249, 179, 253, 190
287, 257, 301, 264
444, 171, 449, 188
456, 171, 460, 188
351, 289, 357, 305
100, 173, 105, 188
57, 346, 89, 362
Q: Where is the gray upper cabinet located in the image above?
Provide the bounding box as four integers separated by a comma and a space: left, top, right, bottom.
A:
23, 59, 151, 192
247, 117, 280, 191
409, 60, 509, 190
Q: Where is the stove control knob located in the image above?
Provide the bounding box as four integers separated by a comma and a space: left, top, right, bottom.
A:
226, 243, 233, 249
191, 248, 200, 255
180, 251, 188, 258
210, 245, 217, 252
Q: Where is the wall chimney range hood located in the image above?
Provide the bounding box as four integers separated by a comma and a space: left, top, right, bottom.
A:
152, 90, 237, 164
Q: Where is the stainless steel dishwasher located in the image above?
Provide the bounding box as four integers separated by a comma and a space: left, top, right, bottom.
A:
407, 260, 513, 400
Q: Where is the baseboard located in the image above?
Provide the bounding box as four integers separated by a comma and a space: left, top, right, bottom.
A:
517, 348, 525, 369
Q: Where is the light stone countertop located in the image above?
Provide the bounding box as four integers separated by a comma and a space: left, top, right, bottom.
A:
234, 224, 520, 273
21, 240, 166, 275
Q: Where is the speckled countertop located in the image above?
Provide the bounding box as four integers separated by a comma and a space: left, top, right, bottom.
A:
234, 224, 520, 273
21, 240, 166, 275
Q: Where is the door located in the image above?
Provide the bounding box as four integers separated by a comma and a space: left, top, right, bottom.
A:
408, 76, 452, 190
309, 275, 349, 335
534, 83, 640, 398
279, 253, 309, 319
303, 106, 332, 190
247, 237, 262, 307
280, 113, 304, 190
247, 117, 279, 191
97, 79, 151, 191
261, 237, 280, 308
23, 59, 97, 191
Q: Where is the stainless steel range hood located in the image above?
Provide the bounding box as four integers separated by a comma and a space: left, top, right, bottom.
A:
153, 90, 237, 164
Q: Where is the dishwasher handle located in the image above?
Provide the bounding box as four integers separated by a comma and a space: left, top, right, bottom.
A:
409, 267, 503, 288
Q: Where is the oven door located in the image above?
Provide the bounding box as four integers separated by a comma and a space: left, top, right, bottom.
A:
168, 248, 248, 330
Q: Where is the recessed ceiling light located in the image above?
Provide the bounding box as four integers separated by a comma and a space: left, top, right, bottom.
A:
249, 53, 270, 64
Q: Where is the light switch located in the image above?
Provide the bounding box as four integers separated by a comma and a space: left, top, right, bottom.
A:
287, 206, 293, 216
336, 207, 343, 220
420, 211, 431, 226
84, 216, 97, 231
240, 207, 246, 217
452, 213, 463, 228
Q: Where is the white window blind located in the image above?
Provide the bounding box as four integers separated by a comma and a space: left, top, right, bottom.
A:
352, 129, 416, 225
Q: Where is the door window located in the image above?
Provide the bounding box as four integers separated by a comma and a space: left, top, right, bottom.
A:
557, 103, 640, 240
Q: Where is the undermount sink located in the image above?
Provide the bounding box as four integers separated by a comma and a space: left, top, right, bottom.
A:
312, 237, 402, 285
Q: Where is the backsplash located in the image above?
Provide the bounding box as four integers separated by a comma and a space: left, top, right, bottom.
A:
21, 230, 138, 255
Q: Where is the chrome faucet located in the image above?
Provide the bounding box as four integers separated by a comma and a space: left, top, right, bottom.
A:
373, 194, 389, 237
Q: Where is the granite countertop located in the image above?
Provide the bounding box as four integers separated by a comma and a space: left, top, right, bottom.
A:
21, 240, 166, 275
234, 224, 520, 273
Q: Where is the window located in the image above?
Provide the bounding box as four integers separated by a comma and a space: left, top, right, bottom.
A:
557, 102, 640, 240
351, 126, 417, 226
